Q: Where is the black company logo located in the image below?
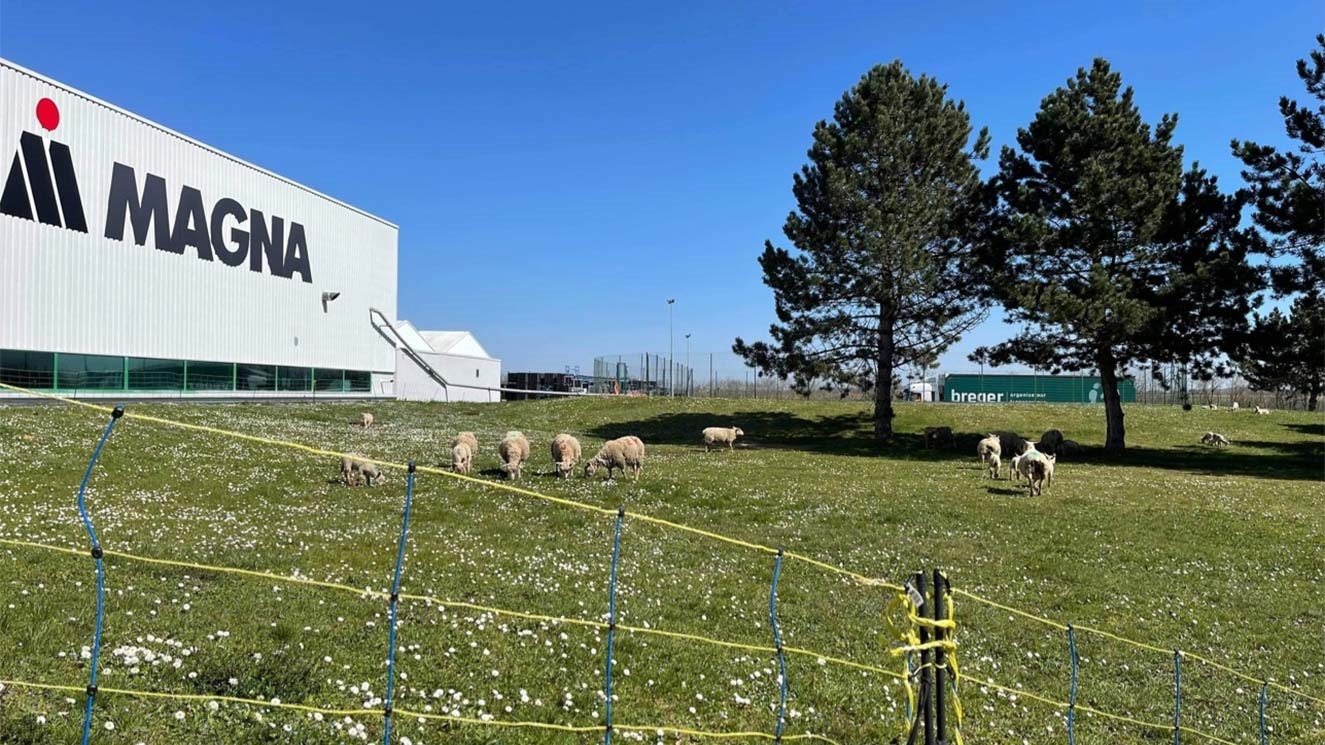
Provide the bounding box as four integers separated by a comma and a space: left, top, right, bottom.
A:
0, 98, 87, 232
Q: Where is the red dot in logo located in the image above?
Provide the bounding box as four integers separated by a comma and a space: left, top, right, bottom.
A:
36, 98, 60, 131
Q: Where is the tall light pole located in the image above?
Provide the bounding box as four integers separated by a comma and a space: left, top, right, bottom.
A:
685, 333, 691, 397
667, 299, 675, 397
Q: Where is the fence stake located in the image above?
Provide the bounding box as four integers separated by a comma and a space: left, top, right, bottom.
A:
932, 569, 947, 745
769, 548, 788, 743
1066, 625, 1079, 745
381, 461, 416, 745
603, 506, 624, 745
916, 572, 935, 745
1259, 683, 1267, 745
1172, 650, 1182, 745
77, 404, 124, 745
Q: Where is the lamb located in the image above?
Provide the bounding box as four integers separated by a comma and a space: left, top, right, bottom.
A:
359, 412, 374, 429
986, 451, 1002, 480
340, 454, 384, 486
1020, 449, 1053, 496
451, 442, 473, 475
1206, 403, 1218, 411
1009, 453, 1024, 484
976, 433, 1002, 464
550, 433, 582, 478
1231, 401, 1240, 411
498, 431, 531, 480
1254, 406, 1270, 415
1200, 431, 1230, 447
923, 426, 954, 450
585, 436, 646, 480
702, 426, 745, 452
452, 431, 479, 457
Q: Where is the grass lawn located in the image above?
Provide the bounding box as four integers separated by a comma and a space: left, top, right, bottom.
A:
0, 396, 1321, 744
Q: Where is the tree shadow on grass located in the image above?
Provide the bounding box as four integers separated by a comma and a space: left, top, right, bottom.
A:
1282, 422, 1324, 437
586, 411, 1325, 481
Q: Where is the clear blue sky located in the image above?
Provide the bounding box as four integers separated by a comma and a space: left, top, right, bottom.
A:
1, 1, 1318, 377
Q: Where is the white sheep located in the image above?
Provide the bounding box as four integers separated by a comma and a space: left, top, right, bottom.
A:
498, 431, 531, 480
1231, 401, 1240, 411
977, 433, 1001, 465
1009, 453, 1024, 484
1254, 406, 1270, 415
702, 426, 745, 452
1200, 431, 1230, 447
986, 451, 1002, 480
452, 431, 479, 457
1206, 403, 1218, 411
340, 454, 383, 486
451, 442, 473, 475
359, 412, 374, 429
550, 433, 582, 478
585, 436, 645, 480
1021, 450, 1053, 496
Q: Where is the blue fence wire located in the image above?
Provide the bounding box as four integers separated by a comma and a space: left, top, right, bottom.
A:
603, 506, 625, 745
1173, 650, 1183, 745
1067, 624, 1079, 745
381, 461, 417, 745
769, 548, 788, 743
77, 404, 124, 745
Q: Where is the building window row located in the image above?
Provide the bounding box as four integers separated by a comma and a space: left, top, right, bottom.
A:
0, 350, 372, 393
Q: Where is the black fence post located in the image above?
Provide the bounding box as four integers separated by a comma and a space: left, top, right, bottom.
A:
1172, 650, 1182, 745
932, 569, 947, 745
1067, 625, 1079, 745
769, 548, 788, 743
916, 572, 935, 745
602, 506, 624, 745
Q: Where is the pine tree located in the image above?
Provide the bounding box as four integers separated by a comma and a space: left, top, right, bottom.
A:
975, 59, 1259, 452
1232, 35, 1325, 411
734, 62, 990, 440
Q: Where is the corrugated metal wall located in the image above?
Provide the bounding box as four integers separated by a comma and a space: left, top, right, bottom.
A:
0, 59, 398, 373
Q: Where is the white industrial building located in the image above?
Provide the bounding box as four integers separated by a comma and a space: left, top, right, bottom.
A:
390, 322, 501, 402
0, 58, 497, 400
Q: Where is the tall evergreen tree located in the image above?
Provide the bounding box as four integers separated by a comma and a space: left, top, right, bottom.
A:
1237, 294, 1325, 410
1232, 35, 1325, 411
1232, 34, 1325, 296
734, 62, 989, 440
975, 59, 1258, 452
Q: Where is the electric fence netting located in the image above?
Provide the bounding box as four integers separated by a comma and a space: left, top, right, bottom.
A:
0, 381, 1320, 744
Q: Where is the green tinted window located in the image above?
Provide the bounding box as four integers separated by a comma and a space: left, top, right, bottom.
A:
0, 349, 55, 389
346, 370, 372, 392
186, 361, 234, 391
127, 358, 184, 390
277, 366, 312, 392
238, 364, 276, 391
314, 369, 346, 391
58, 354, 124, 390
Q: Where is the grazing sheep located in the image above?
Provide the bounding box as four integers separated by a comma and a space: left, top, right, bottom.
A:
702, 426, 745, 452
340, 454, 383, 486
585, 436, 646, 480
452, 431, 479, 457
1200, 431, 1230, 447
498, 431, 531, 480
986, 451, 1002, 480
359, 412, 374, 429
1254, 406, 1270, 415
451, 442, 473, 475
977, 433, 1001, 464
550, 433, 582, 478
923, 426, 954, 449
1037, 429, 1065, 454
1231, 401, 1240, 411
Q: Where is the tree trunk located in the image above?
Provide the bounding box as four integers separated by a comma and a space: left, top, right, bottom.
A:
1098, 347, 1126, 453
874, 318, 896, 441
1309, 379, 1320, 412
